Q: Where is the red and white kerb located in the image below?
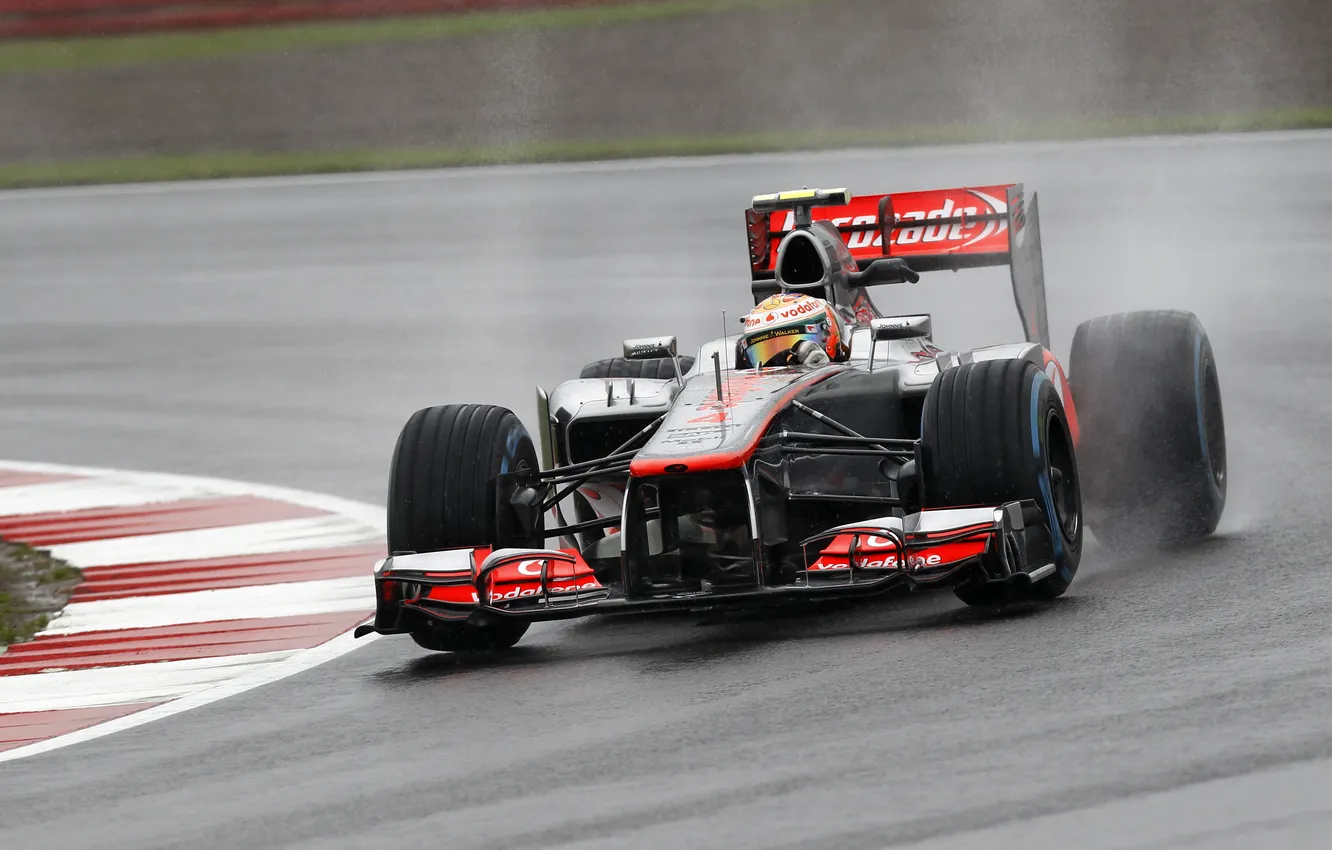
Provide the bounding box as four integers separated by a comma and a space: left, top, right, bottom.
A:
0, 461, 382, 760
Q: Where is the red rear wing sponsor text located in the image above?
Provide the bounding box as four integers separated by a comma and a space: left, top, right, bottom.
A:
747, 183, 1018, 274
746, 183, 1050, 349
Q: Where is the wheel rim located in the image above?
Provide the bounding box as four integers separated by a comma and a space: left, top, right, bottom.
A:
1045, 408, 1081, 544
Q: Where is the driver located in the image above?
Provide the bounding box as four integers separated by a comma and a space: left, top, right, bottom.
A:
737, 293, 849, 369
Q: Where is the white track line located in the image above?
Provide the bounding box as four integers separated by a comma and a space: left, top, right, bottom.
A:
0, 651, 297, 713
0, 629, 371, 763
0, 476, 222, 517
46, 514, 380, 569
0, 460, 383, 530
43, 576, 372, 636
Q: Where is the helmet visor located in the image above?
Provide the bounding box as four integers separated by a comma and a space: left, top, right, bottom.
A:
742, 322, 830, 368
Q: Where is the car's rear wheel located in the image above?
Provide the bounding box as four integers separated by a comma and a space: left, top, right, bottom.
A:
921, 358, 1083, 604
579, 356, 693, 381
1069, 311, 1226, 549
387, 403, 537, 651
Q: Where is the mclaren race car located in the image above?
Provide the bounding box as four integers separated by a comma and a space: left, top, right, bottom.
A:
356, 183, 1227, 652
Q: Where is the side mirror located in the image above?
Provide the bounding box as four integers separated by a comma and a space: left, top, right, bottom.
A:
870, 315, 933, 341
851, 257, 921, 287
623, 336, 678, 360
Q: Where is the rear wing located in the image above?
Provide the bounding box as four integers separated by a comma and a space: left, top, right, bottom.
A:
745, 184, 1049, 349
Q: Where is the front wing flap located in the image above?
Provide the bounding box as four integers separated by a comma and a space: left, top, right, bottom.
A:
355, 501, 1055, 637
797, 501, 1053, 590
358, 546, 611, 636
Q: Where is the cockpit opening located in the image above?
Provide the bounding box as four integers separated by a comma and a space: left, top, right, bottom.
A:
777, 231, 826, 288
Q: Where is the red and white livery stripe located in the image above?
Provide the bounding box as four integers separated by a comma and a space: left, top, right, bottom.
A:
0, 460, 384, 762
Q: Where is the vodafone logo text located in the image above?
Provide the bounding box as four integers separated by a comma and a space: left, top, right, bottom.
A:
515, 559, 544, 576
744, 298, 824, 329
858, 534, 899, 550
487, 581, 602, 602
810, 553, 943, 571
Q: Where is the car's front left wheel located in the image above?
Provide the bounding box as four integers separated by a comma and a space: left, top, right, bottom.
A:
1069, 310, 1226, 549
578, 356, 693, 381
920, 358, 1083, 604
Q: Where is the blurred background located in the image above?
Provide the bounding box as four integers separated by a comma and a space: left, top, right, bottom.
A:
2, 0, 1330, 505
2, 0, 1329, 174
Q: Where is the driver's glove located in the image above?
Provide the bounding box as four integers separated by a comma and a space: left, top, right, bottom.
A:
792, 340, 830, 367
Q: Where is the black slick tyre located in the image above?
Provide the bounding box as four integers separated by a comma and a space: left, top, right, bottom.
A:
409, 618, 528, 652
579, 356, 693, 381
921, 358, 1083, 604
386, 403, 538, 652
1069, 311, 1226, 548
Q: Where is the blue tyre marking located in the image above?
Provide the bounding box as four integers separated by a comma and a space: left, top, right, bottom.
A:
500, 423, 524, 474
1030, 370, 1070, 580
1193, 332, 1220, 499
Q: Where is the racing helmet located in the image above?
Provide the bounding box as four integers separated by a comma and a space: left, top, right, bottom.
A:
737, 293, 849, 369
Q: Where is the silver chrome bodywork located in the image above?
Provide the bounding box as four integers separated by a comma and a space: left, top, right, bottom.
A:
539, 318, 1053, 536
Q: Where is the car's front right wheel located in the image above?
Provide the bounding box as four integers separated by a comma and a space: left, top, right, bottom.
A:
386, 403, 537, 652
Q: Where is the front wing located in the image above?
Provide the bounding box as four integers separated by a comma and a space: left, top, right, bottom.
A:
355, 501, 1055, 637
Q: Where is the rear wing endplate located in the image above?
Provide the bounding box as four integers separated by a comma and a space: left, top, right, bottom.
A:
744, 184, 1049, 349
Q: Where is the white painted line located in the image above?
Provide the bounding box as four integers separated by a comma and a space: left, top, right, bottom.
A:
1, 129, 1328, 201
0, 650, 296, 713
0, 628, 378, 763
42, 575, 373, 636
0, 460, 383, 532
0, 476, 222, 517
46, 514, 379, 569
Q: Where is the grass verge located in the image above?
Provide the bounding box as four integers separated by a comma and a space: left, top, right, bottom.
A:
0, 0, 820, 75
2, 108, 1330, 190
0, 541, 81, 647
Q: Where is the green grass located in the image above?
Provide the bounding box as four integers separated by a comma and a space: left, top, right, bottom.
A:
0, 0, 820, 75
2, 107, 1330, 190
0, 612, 49, 647
0, 541, 81, 646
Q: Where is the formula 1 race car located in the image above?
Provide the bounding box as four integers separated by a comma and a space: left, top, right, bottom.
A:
356, 183, 1227, 652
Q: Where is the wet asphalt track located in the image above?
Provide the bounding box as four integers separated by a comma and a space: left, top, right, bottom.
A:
3, 132, 1332, 848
